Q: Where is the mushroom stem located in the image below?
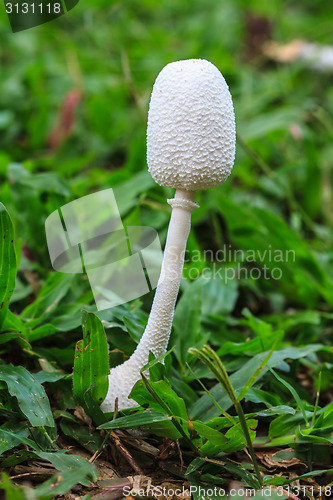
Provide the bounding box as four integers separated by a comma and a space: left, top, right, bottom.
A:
134, 189, 198, 360
101, 189, 198, 412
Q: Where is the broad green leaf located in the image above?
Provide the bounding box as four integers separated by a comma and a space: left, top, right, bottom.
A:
269, 409, 324, 439
0, 473, 26, 500
80, 386, 108, 426
242, 308, 276, 339
313, 402, 333, 428
186, 362, 237, 424
30, 426, 58, 452
60, 421, 104, 454
0, 332, 30, 350
212, 311, 282, 362
269, 368, 308, 424
0, 429, 43, 451
201, 473, 226, 485
73, 312, 109, 407
1, 309, 28, 338
0, 203, 16, 331
189, 457, 260, 490
29, 323, 57, 342
34, 469, 94, 499
224, 418, 258, 452
220, 460, 260, 489
131, 378, 191, 441
202, 278, 239, 317
245, 388, 284, 407
33, 371, 69, 384
99, 410, 171, 430
284, 469, 333, 482
1, 450, 36, 468
264, 469, 333, 486
0, 428, 97, 491
36, 450, 98, 480
34, 346, 75, 369
0, 364, 54, 427
237, 341, 278, 401
205, 416, 237, 431
10, 276, 32, 305
0, 422, 29, 454
0, 428, 98, 484
101, 400, 181, 439
173, 278, 202, 366
191, 420, 229, 445
296, 426, 333, 444
46, 303, 90, 332
22, 273, 74, 322
15, 171, 70, 197
32, 452, 98, 499
186, 457, 206, 475
255, 405, 296, 417
130, 380, 172, 412
122, 314, 145, 344
141, 346, 175, 373
132, 379, 188, 422
113, 170, 155, 215
139, 420, 182, 440
169, 369, 199, 408
200, 419, 258, 456
0, 382, 21, 418
272, 310, 321, 332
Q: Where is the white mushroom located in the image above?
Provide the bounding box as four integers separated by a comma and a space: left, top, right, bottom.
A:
101, 59, 236, 412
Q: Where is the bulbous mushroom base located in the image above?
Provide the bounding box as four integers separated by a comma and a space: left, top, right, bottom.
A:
100, 358, 142, 413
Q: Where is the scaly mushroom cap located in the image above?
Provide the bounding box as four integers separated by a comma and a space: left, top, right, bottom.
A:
147, 59, 236, 191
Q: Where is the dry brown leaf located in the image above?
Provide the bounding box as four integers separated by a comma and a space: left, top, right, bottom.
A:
10, 464, 54, 483
74, 406, 93, 426
288, 471, 301, 488
118, 430, 160, 457
94, 460, 119, 482
158, 438, 177, 460
256, 448, 306, 470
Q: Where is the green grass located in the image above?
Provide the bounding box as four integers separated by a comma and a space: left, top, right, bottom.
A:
0, 0, 333, 498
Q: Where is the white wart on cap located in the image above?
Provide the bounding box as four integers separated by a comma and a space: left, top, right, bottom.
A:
147, 59, 236, 191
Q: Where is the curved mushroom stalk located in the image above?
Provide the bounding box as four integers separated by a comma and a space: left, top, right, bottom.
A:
101, 190, 198, 412
101, 59, 236, 412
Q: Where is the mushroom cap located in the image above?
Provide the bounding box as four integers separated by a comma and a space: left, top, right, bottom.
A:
147, 59, 236, 191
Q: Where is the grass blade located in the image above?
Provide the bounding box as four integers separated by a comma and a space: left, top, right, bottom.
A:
237, 339, 278, 401
99, 410, 171, 429
73, 312, 109, 408
189, 345, 263, 487
0, 203, 16, 331
269, 368, 309, 426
